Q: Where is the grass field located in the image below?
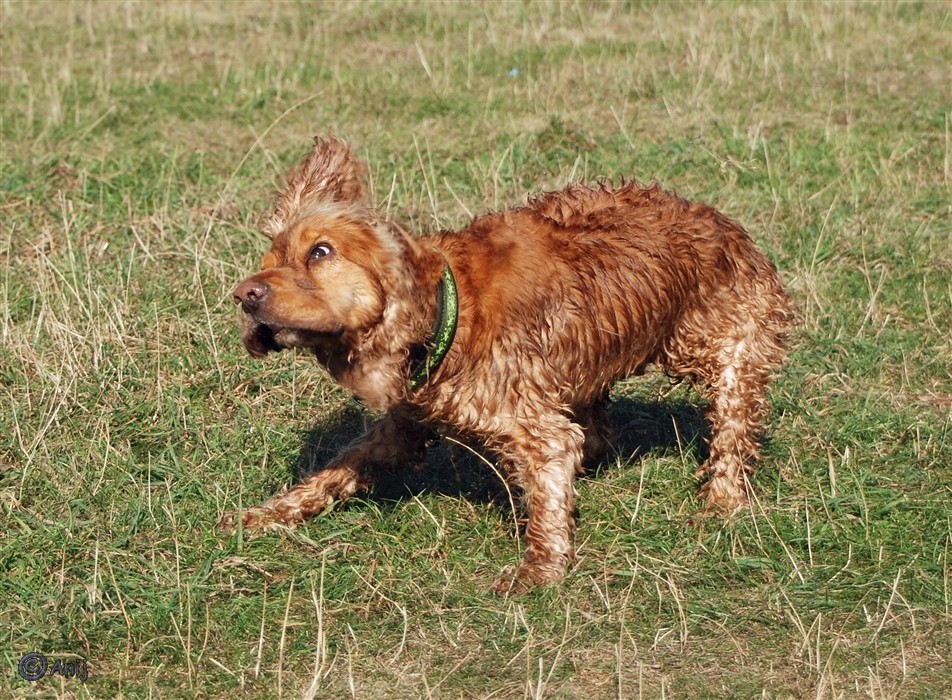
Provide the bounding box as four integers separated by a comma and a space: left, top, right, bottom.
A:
2, 1, 950, 698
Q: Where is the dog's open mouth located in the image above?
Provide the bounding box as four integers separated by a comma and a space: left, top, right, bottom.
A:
244, 322, 282, 357
243, 319, 344, 358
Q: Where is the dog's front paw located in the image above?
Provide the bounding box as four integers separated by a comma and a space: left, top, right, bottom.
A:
217, 505, 299, 535
492, 562, 564, 596
492, 566, 530, 596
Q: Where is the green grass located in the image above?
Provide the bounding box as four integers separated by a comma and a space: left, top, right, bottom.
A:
2, 1, 950, 697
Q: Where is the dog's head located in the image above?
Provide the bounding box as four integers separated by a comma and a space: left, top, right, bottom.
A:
233, 137, 406, 358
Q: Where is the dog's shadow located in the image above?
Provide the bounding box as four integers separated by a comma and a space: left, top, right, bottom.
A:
291, 397, 711, 508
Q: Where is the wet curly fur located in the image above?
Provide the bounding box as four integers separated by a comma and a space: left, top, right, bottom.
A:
222, 136, 794, 594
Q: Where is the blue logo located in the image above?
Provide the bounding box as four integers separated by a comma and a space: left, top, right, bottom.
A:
17, 652, 88, 682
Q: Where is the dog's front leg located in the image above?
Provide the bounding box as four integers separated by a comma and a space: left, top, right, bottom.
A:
492, 415, 585, 595
219, 410, 431, 532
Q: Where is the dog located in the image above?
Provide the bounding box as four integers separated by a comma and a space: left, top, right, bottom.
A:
222, 136, 793, 593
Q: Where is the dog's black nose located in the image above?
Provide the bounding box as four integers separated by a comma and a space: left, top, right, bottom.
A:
233, 279, 270, 308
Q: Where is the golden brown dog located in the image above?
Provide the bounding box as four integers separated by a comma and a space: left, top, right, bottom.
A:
223, 136, 793, 593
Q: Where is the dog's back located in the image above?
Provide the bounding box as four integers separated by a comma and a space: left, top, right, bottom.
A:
433, 181, 790, 410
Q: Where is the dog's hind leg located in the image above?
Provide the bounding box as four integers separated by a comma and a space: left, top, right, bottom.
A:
219, 410, 432, 532
695, 326, 775, 510
664, 287, 790, 512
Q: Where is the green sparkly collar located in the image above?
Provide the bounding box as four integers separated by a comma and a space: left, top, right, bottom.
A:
409, 259, 458, 390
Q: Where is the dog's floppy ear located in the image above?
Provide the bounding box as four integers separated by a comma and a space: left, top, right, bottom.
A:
262, 135, 368, 238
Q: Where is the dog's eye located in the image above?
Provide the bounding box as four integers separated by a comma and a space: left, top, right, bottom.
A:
310, 243, 333, 261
